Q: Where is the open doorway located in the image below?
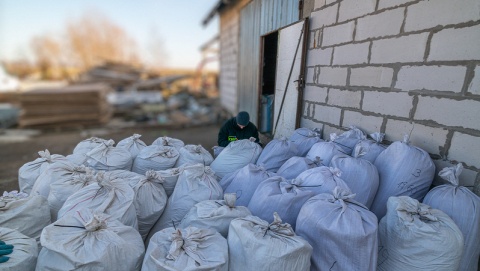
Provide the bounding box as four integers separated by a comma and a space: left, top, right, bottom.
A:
258, 31, 278, 137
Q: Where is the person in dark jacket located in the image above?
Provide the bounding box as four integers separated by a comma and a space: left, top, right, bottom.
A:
217, 111, 261, 147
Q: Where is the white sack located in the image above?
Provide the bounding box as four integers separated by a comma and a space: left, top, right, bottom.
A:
174, 144, 214, 167
276, 156, 322, 180
331, 126, 366, 155
377, 196, 464, 271
295, 166, 351, 195
152, 136, 185, 150
422, 164, 480, 271
116, 133, 147, 159
0, 227, 38, 271
330, 151, 379, 208
132, 145, 179, 175
58, 172, 138, 229
210, 138, 263, 179
352, 132, 387, 163
228, 213, 312, 271
72, 137, 107, 155
156, 166, 186, 197
220, 163, 277, 206
147, 164, 223, 243
306, 135, 347, 166
18, 149, 66, 194
37, 209, 144, 271
85, 139, 133, 171
289, 127, 323, 156
0, 191, 51, 245
255, 137, 298, 172
371, 135, 435, 220
142, 227, 228, 271
179, 193, 251, 238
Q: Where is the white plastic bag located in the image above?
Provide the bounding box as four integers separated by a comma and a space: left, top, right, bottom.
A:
306, 134, 347, 166
0, 227, 38, 271
152, 136, 185, 150
352, 132, 386, 163
295, 166, 351, 195
72, 137, 107, 155
116, 133, 147, 159
255, 137, 298, 172
132, 145, 179, 175
276, 156, 322, 180
289, 127, 323, 156
174, 144, 214, 167
331, 126, 366, 155
85, 139, 133, 171
156, 166, 186, 197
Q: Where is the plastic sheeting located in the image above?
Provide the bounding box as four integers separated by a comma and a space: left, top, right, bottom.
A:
289, 127, 323, 156
85, 139, 133, 171
255, 137, 298, 172
174, 145, 214, 167
132, 145, 179, 175
0, 227, 38, 271
116, 133, 147, 159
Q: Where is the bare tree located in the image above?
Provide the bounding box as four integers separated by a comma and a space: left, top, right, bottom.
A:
30, 34, 63, 79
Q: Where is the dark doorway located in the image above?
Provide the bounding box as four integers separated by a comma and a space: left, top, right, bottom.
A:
258, 31, 278, 136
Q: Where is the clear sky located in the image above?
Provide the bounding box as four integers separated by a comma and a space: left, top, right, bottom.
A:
0, 0, 219, 69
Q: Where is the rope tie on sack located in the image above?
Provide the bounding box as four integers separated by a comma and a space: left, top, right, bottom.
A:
370, 132, 385, 144
224, 193, 237, 208
263, 212, 295, 237
167, 229, 207, 266
83, 213, 108, 232
397, 197, 438, 223
353, 145, 367, 158
125, 134, 142, 148
330, 186, 356, 213
86, 137, 105, 143
438, 163, 463, 187
38, 149, 52, 162
145, 170, 165, 185
329, 167, 342, 178
313, 156, 324, 166
87, 139, 115, 157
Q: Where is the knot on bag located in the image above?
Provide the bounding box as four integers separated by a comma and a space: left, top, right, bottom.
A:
167, 229, 206, 265
328, 167, 342, 177
95, 172, 114, 190
224, 193, 237, 208
353, 145, 367, 158
132, 133, 142, 140
0, 190, 29, 202
369, 132, 385, 143
84, 213, 108, 232
249, 137, 256, 142
193, 145, 203, 153
280, 178, 299, 193
204, 166, 214, 176
396, 197, 438, 223
329, 186, 356, 213
86, 137, 105, 143
402, 134, 411, 145
87, 139, 115, 157
313, 156, 323, 166
71, 172, 94, 186
266, 212, 295, 237
145, 170, 165, 184
329, 133, 338, 142
38, 149, 52, 161
438, 163, 463, 186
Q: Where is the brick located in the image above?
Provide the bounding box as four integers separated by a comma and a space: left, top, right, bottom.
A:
363, 91, 413, 117
310, 4, 338, 29
396, 65, 467, 92
350, 66, 394, 88
313, 104, 342, 125
371, 33, 429, 64
338, 0, 376, 22
307, 47, 333, 66
322, 124, 346, 140
322, 21, 355, 47
385, 119, 448, 155
356, 8, 404, 41
342, 111, 383, 134
405, 0, 480, 32
326, 0, 336, 4
314, 0, 326, 10
415, 97, 480, 130
303, 101, 311, 117
378, 0, 416, 10
328, 88, 362, 108
432, 159, 479, 187
449, 132, 480, 168
304, 85, 328, 103
318, 67, 348, 86
306, 67, 316, 84
300, 117, 322, 130
332, 42, 369, 65
468, 66, 480, 95
429, 25, 480, 61
309, 31, 316, 49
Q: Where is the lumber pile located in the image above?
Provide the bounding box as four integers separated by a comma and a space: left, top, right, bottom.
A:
18, 83, 113, 128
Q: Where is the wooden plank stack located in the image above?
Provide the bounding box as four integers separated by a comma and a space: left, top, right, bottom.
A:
18, 83, 113, 128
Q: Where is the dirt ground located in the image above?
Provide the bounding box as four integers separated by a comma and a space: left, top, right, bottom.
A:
0, 123, 222, 192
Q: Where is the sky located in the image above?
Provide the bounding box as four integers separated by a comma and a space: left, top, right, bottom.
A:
0, 0, 219, 70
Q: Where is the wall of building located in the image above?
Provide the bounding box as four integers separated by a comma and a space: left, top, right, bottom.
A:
302, 0, 480, 194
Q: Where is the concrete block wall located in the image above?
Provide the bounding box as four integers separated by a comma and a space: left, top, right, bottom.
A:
302, 0, 480, 194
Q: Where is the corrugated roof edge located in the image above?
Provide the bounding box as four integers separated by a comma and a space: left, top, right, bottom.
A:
202, 0, 236, 26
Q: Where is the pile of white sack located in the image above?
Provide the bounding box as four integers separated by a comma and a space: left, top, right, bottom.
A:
1, 127, 479, 271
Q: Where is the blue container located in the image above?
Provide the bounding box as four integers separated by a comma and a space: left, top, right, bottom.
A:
260, 94, 274, 133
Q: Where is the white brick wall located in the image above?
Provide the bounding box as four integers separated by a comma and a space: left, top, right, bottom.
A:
314, 0, 326, 10
405, 0, 480, 32
415, 97, 480, 130
350, 66, 394, 88
322, 124, 346, 139
307, 47, 333, 66
313, 104, 342, 125
304, 85, 328, 102
317, 67, 348, 86
429, 25, 480, 61
332, 42, 369, 65
300, 117, 322, 131
328, 88, 362, 108
363, 91, 413, 117
449, 132, 480, 168
432, 160, 478, 187
371, 33, 429, 64
355, 8, 404, 41
395, 65, 467, 92
310, 4, 338, 29
322, 21, 355, 46
306, 67, 316, 83
468, 66, 480, 95
385, 119, 448, 155
342, 111, 383, 134
338, 0, 376, 22
378, 0, 415, 10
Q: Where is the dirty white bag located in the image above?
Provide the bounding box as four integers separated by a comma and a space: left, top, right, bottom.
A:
58, 172, 138, 229
156, 166, 189, 197
72, 137, 107, 155
142, 227, 228, 271
18, 149, 66, 194
116, 133, 147, 159
37, 209, 144, 271
220, 163, 277, 206
276, 156, 322, 180
377, 196, 464, 271
296, 187, 378, 271
352, 132, 387, 163
0, 227, 38, 271
179, 193, 251, 238
331, 126, 366, 155
330, 150, 379, 208
228, 213, 312, 271
47, 165, 96, 221
174, 144, 214, 167
210, 138, 263, 179
146, 164, 223, 243
422, 164, 480, 271
132, 145, 179, 175
371, 135, 435, 220
306, 134, 347, 166
248, 176, 318, 229
85, 139, 133, 171
295, 166, 351, 195
152, 136, 185, 150
289, 127, 323, 156
0, 191, 51, 245
255, 137, 298, 172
